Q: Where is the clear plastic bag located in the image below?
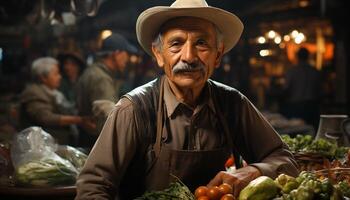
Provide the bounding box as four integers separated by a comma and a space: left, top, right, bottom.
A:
56, 145, 88, 172
11, 126, 78, 187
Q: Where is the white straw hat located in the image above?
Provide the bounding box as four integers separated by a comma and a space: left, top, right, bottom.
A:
136, 0, 244, 55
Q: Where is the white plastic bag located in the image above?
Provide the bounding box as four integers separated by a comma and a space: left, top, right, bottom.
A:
11, 127, 78, 187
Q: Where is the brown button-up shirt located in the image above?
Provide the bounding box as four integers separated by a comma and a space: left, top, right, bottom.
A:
162, 78, 222, 150
75, 77, 298, 199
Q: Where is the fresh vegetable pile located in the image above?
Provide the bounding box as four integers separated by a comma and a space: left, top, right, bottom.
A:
10, 127, 88, 187
281, 134, 349, 159
238, 171, 350, 200
135, 181, 195, 200
15, 158, 77, 187
194, 183, 235, 200
56, 145, 88, 172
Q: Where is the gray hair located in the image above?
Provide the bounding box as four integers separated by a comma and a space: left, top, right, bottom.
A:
152, 25, 223, 52
31, 57, 58, 82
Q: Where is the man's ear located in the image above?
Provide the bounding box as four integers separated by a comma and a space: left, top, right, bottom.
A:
152, 45, 164, 68
214, 43, 224, 68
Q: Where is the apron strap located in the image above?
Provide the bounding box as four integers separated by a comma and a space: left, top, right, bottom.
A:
208, 81, 243, 169
154, 77, 165, 158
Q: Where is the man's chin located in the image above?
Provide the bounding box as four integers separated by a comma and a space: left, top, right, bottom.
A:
173, 75, 206, 89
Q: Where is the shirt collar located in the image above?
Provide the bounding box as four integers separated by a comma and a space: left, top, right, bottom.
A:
163, 77, 216, 118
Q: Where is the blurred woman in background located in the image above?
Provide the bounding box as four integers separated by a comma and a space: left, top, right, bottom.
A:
57, 53, 85, 107
19, 57, 95, 145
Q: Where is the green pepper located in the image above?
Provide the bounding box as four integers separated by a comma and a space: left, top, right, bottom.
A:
289, 186, 314, 200
296, 171, 316, 184
282, 180, 300, 194
300, 179, 322, 194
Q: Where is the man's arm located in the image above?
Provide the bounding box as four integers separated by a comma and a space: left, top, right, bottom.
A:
75, 98, 138, 199
208, 94, 298, 196
236, 95, 298, 178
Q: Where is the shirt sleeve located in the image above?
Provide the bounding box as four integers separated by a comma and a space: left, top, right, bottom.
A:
75, 98, 138, 199
235, 95, 299, 178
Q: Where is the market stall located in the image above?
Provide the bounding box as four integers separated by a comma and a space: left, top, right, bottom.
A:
0, 127, 88, 200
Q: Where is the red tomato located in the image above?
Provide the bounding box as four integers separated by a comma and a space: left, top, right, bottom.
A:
220, 194, 235, 200
225, 156, 235, 169
218, 183, 233, 195
197, 196, 210, 200
207, 186, 223, 200
195, 186, 209, 198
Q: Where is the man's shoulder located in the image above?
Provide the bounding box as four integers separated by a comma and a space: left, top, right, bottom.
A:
208, 79, 243, 98
123, 78, 160, 102
79, 64, 110, 84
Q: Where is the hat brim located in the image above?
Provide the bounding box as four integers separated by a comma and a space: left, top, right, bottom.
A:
136, 6, 244, 55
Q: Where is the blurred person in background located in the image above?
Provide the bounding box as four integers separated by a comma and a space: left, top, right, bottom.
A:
76, 0, 298, 199
19, 57, 95, 145
281, 47, 322, 130
57, 53, 86, 107
76, 33, 137, 148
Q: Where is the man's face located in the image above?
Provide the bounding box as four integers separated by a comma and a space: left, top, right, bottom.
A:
152, 17, 224, 91
113, 51, 130, 72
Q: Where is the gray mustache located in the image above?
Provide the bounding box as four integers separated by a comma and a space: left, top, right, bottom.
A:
172, 61, 205, 74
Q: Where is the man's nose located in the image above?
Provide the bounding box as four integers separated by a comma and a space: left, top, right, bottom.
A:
181, 42, 197, 64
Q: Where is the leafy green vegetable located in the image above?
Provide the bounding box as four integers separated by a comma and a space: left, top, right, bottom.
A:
15, 158, 77, 187
134, 181, 195, 200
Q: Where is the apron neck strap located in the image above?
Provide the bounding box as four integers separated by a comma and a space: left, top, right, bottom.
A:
154, 77, 165, 158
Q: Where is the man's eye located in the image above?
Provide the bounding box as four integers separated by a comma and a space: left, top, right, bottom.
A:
170, 41, 181, 47
196, 39, 208, 46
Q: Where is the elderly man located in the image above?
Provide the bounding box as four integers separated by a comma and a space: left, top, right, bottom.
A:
76, 33, 137, 147
75, 0, 298, 199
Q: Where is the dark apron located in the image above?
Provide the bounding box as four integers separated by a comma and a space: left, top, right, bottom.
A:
118, 78, 236, 199
144, 79, 233, 192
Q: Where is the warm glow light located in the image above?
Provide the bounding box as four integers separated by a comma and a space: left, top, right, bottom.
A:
299, 0, 309, 7
267, 30, 276, 39
291, 30, 299, 38
294, 33, 306, 44
259, 49, 271, 57
130, 55, 138, 64
101, 30, 112, 40
274, 36, 282, 44
284, 35, 291, 42
257, 36, 266, 44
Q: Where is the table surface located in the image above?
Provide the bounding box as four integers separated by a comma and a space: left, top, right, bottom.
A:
0, 185, 76, 196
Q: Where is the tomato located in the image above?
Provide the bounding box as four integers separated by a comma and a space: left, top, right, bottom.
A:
225, 156, 235, 169
197, 196, 210, 200
195, 186, 209, 198
207, 186, 223, 200
220, 194, 235, 200
218, 183, 233, 195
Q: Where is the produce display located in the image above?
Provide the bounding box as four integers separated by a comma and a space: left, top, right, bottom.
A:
15, 158, 77, 187
6, 127, 88, 188
194, 183, 235, 200
135, 181, 195, 200
56, 145, 88, 172
281, 134, 349, 159
281, 134, 350, 171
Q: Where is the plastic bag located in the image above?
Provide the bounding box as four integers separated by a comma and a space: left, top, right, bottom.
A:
56, 145, 88, 172
11, 126, 78, 187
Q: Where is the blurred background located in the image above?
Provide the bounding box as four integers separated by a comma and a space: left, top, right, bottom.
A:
0, 0, 349, 138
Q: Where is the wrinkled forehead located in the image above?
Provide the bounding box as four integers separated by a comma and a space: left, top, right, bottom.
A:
159, 17, 217, 36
